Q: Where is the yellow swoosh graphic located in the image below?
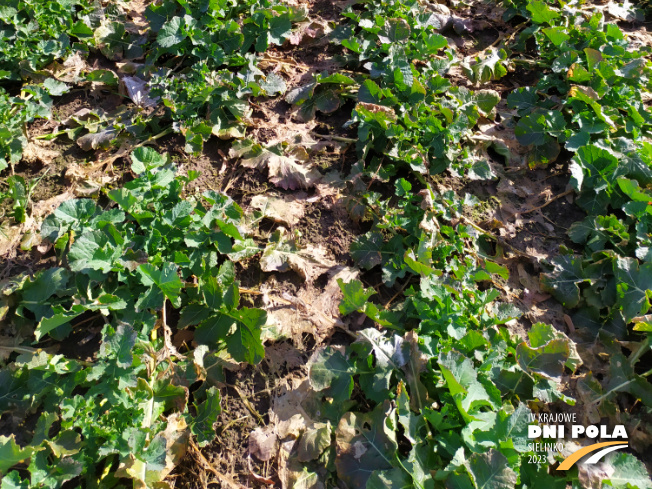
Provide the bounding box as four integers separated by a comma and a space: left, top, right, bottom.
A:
557, 441, 628, 470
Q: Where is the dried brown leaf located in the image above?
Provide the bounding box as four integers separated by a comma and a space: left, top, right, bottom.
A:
22, 141, 60, 165
248, 426, 277, 462
250, 193, 308, 226
121, 76, 158, 108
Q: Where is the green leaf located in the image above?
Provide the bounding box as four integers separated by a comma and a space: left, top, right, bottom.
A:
268, 15, 292, 45
0, 471, 29, 489
318, 73, 356, 85
493, 404, 532, 452
22, 267, 70, 305
338, 279, 376, 315
526, 0, 560, 24
507, 87, 538, 116
42, 78, 69, 96
604, 353, 652, 406
138, 263, 184, 306
484, 261, 509, 280
194, 308, 266, 364
543, 27, 570, 46
515, 111, 565, 146
192, 387, 221, 447
475, 90, 500, 116
35, 306, 84, 341
614, 257, 652, 322
68, 230, 122, 274
0, 435, 35, 476
27, 451, 82, 488
439, 351, 493, 420
54, 199, 98, 224
158, 16, 186, 48
200, 276, 223, 311
396, 383, 426, 445
131, 147, 168, 174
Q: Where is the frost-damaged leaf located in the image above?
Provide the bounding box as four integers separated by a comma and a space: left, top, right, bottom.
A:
378, 18, 410, 44
309, 347, 354, 402
230, 140, 321, 190
100, 324, 137, 368
367, 469, 412, 488
160, 413, 189, 477
465, 450, 517, 489
285, 82, 316, 106
516, 338, 570, 381
297, 422, 331, 462
356, 329, 407, 370
43, 78, 69, 96
335, 401, 398, 489
94, 21, 126, 59
351, 232, 383, 269
607, 0, 644, 22
527, 139, 560, 168
249, 425, 277, 462
259, 72, 286, 95
540, 254, 595, 308
528, 322, 581, 371
467, 158, 496, 180
402, 331, 428, 412
603, 452, 652, 489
